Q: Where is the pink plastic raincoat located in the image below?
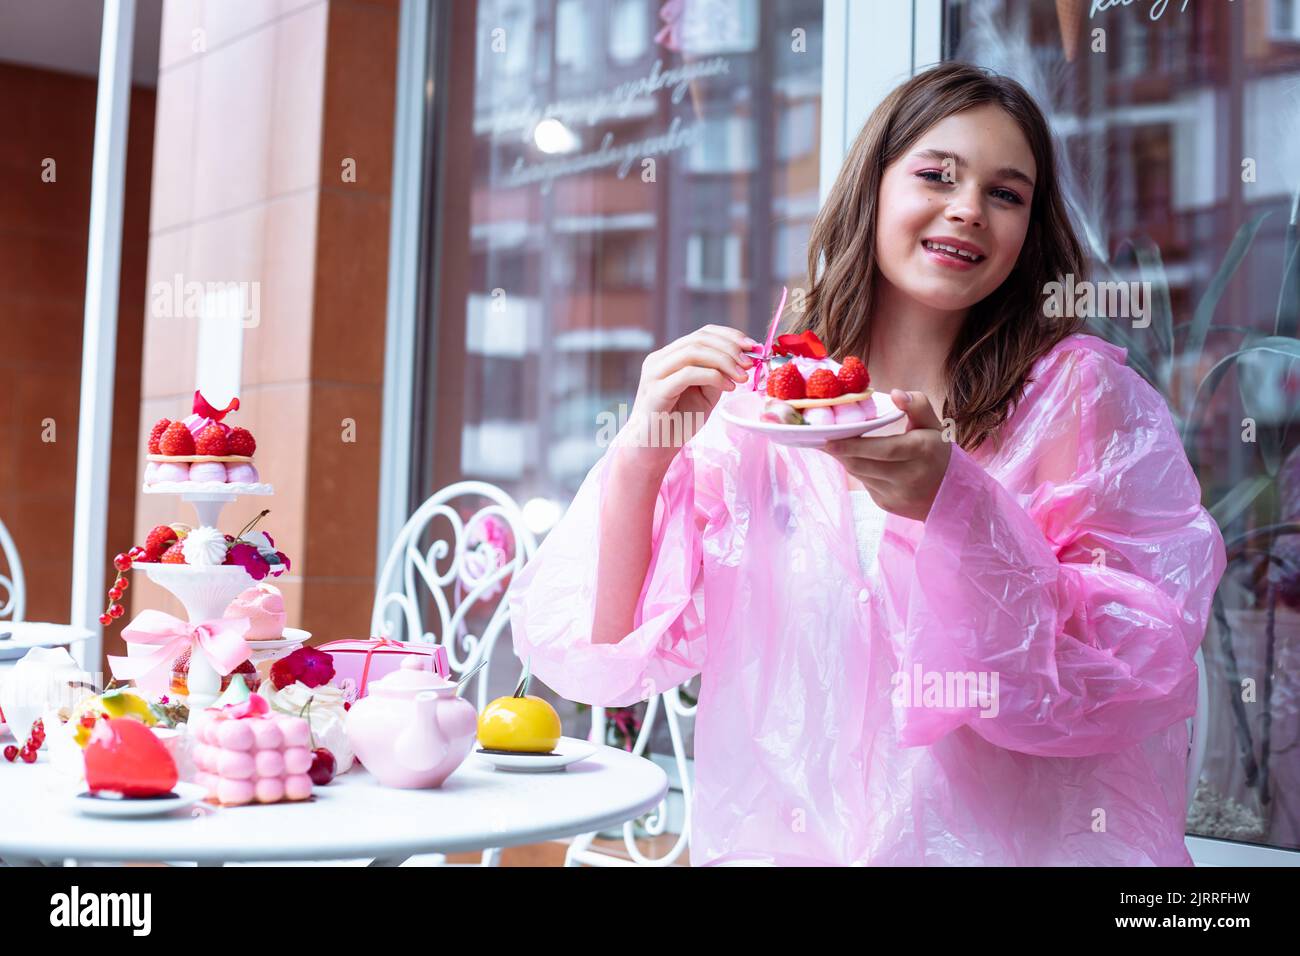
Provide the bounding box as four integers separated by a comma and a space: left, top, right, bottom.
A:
509, 333, 1227, 865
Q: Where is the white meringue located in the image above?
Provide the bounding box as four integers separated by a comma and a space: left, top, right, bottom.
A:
181, 526, 229, 566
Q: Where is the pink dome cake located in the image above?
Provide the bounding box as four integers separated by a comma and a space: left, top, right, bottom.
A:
224, 582, 287, 641
189, 696, 313, 806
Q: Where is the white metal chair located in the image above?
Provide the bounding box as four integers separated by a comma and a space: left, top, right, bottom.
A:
1188, 644, 1209, 807
370, 480, 537, 865
565, 687, 696, 867
0, 515, 25, 624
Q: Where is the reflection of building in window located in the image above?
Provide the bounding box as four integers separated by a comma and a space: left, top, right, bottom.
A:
556, 0, 592, 73
609, 0, 650, 63
445, 0, 828, 503
686, 233, 743, 291
776, 101, 817, 161
1273, 0, 1300, 41
673, 0, 759, 56
688, 115, 756, 173
477, 0, 537, 81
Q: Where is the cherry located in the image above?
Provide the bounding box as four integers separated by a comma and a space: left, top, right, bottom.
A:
113, 553, 132, 572
2, 746, 17, 762
19, 748, 36, 764
308, 748, 336, 786
108, 603, 125, 619
108, 586, 123, 601
115, 576, 129, 591
98, 613, 112, 627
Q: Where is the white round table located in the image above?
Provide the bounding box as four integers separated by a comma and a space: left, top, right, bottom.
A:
0, 745, 669, 865
0, 622, 93, 661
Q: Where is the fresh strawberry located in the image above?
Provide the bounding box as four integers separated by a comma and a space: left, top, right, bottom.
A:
838, 356, 869, 393
765, 362, 806, 401
806, 368, 844, 399
143, 525, 179, 562
159, 421, 196, 456
160, 541, 187, 564
226, 427, 256, 457
195, 424, 229, 456
147, 419, 171, 454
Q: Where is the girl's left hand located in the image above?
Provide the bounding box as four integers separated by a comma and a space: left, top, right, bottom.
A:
822, 389, 953, 522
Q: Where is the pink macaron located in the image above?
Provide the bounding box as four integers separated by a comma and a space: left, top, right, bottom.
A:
188, 461, 228, 483
153, 461, 190, 483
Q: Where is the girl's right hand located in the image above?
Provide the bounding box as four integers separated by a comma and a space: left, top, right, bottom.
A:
619, 326, 758, 461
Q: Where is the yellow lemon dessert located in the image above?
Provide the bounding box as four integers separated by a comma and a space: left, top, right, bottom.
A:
477, 695, 562, 753
70, 688, 158, 747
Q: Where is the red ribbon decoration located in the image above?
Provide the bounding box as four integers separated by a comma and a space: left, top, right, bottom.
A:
773, 330, 828, 359
750, 286, 830, 390
192, 390, 240, 421
357, 637, 408, 698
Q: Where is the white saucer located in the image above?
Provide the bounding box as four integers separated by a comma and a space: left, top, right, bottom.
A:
474, 736, 597, 773
245, 627, 311, 651
68, 781, 208, 818
720, 391, 906, 447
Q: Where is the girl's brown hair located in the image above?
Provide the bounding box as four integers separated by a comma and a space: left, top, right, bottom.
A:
790, 62, 1087, 455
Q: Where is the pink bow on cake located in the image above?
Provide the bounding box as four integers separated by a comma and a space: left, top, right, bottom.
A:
748, 285, 833, 392
109, 610, 252, 684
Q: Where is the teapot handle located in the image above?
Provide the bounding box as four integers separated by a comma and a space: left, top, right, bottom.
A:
393, 691, 448, 772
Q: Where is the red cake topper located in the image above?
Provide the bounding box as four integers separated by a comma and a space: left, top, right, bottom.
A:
192, 390, 240, 421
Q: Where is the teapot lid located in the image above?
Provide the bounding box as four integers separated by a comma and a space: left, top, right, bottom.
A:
370, 655, 455, 698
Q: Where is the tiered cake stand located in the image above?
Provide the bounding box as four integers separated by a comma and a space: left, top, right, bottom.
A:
138, 484, 272, 708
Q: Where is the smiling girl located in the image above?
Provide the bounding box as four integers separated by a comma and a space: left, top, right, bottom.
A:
509, 63, 1227, 866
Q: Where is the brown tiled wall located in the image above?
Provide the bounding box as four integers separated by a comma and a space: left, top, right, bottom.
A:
0, 62, 153, 630
128, 0, 397, 653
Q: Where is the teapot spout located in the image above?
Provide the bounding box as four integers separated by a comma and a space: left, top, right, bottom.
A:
393, 692, 448, 773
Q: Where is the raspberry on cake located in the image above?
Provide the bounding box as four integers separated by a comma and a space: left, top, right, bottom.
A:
195, 424, 229, 456
147, 418, 171, 454
765, 362, 806, 401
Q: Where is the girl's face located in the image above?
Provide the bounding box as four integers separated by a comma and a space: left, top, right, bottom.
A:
874, 104, 1036, 314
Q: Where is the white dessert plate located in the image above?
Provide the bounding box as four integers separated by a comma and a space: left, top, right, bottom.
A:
474, 736, 597, 773
245, 628, 311, 651
143, 481, 274, 496
720, 391, 907, 447
68, 781, 208, 819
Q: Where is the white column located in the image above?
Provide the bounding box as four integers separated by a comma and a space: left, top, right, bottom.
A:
70, 0, 137, 672
376, 0, 433, 579
819, 0, 923, 205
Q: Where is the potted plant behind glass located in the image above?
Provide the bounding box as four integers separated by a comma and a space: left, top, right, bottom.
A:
1081, 209, 1300, 846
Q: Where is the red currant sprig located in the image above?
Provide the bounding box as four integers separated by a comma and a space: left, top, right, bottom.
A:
3, 718, 45, 764
99, 547, 144, 627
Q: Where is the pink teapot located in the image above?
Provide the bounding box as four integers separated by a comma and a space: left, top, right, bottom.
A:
343, 655, 478, 788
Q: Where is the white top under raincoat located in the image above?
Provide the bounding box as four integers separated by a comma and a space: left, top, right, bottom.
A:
508, 332, 1227, 865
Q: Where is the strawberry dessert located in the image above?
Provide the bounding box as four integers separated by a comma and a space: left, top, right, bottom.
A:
754, 331, 876, 427
143, 390, 261, 487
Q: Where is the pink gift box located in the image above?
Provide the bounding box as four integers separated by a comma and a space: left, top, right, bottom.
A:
318, 638, 450, 702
